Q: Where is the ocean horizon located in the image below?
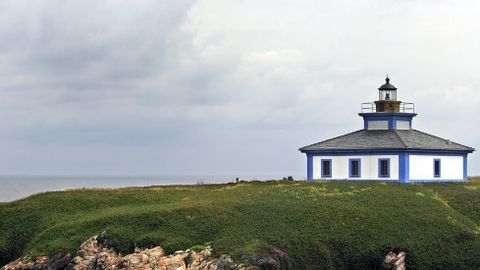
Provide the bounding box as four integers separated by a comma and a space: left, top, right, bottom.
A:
0, 174, 301, 202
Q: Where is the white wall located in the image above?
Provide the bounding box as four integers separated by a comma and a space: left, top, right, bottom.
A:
409, 155, 464, 180
396, 120, 410, 130
367, 120, 388, 130
312, 155, 399, 180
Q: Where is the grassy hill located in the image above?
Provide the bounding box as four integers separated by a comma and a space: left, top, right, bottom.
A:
1, 178, 480, 269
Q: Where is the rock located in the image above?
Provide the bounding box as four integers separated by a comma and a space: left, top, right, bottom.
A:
1, 257, 38, 270
66, 235, 122, 270
1, 252, 71, 270
216, 255, 235, 270
123, 246, 166, 269
248, 246, 291, 270
47, 252, 71, 270
383, 251, 406, 270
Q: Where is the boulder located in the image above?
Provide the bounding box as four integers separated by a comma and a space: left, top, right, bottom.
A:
47, 252, 71, 270
66, 235, 123, 270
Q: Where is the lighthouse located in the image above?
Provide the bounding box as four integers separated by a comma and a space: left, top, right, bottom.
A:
299, 77, 474, 182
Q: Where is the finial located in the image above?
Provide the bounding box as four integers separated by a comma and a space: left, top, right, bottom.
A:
386, 75, 390, 84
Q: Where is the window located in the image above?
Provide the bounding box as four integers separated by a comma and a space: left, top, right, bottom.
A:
434, 159, 441, 178
321, 159, 332, 178
349, 159, 361, 178
378, 158, 390, 178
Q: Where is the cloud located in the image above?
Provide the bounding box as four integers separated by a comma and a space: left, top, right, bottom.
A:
0, 0, 478, 176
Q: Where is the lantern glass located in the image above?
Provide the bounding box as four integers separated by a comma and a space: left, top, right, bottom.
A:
379, 90, 397, 101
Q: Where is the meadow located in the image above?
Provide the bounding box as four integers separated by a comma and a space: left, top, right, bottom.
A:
1, 178, 480, 269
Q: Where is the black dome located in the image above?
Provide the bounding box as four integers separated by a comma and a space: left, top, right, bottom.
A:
378, 77, 397, 90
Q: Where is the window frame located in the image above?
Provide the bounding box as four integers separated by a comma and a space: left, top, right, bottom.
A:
321, 159, 332, 178
434, 159, 441, 178
349, 158, 361, 178
378, 158, 390, 178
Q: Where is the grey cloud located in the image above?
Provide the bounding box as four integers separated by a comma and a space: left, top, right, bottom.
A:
2, 0, 196, 81
0, 0, 479, 176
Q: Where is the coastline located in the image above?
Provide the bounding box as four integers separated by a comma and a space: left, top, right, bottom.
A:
0, 175, 294, 202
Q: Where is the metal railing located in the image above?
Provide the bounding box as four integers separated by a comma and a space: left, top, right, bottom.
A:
361, 102, 415, 113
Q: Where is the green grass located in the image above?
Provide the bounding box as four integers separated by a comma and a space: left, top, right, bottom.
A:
2, 179, 480, 269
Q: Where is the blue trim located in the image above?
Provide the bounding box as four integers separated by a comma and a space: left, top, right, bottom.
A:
378, 158, 390, 178
434, 159, 441, 178
307, 154, 313, 180
399, 153, 409, 182
349, 158, 361, 178
307, 179, 465, 183
321, 159, 332, 178
359, 112, 416, 130
359, 112, 418, 117
405, 154, 410, 182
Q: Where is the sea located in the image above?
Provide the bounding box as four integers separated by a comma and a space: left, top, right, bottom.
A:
0, 175, 290, 202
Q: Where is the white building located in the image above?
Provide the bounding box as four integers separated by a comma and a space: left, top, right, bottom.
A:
299, 77, 474, 182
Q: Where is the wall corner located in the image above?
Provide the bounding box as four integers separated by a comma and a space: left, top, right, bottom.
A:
307, 153, 313, 180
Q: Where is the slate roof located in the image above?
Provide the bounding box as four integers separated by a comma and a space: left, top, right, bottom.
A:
299, 129, 474, 153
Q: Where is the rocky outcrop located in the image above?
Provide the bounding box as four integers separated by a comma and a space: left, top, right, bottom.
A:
1, 234, 407, 270
1, 235, 254, 270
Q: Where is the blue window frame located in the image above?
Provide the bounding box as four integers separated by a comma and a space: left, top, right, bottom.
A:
434, 159, 441, 178
321, 159, 332, 178
378, 158, 390, 178
349, 158, 361, 178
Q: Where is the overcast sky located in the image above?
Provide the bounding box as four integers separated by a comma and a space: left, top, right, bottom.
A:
0, 0, 478, 178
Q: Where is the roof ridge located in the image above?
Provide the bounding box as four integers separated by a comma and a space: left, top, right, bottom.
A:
392, 130, 408, 148
411, 129, 475, 151
299, 129, 364, 151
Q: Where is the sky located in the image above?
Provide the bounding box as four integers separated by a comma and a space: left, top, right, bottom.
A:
0, 0, 479, 178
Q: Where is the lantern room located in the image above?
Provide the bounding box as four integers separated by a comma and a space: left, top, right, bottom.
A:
374, 77, 401, 113
378, 76, 397, 101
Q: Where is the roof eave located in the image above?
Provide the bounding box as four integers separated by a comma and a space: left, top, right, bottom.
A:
300, 148, 474, 154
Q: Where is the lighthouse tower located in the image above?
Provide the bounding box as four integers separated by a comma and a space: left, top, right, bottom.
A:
359, 77, 416, 130
299, 76, 474, 182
